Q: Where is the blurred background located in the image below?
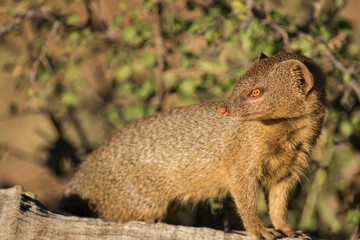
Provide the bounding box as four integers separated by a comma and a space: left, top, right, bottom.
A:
0, 0, 359, 239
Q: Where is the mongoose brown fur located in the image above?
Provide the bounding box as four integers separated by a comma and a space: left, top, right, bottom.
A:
59, 51, 326, 240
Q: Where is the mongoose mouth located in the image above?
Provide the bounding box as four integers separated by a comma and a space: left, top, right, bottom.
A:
217, 106, 266, 121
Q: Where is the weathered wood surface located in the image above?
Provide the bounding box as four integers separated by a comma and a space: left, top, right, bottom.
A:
0, 186, 318, 240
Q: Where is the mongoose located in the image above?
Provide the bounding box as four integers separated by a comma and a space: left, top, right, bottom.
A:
60, 51, 326, 240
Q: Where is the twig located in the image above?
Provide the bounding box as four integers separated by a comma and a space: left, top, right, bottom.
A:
84, 0, 108, 31
84, 0, 92, 26
347, 80, 360, 102
323, 0, 348, 27
151, 0, 165, 109
317, 39, 360, 103
0, 8, 49, 38
249, 4, 290, 50
266, 21, 289, 49
350, 224, 359, 240
261, 14, 289, 50
40, 55, 54, 75
319, 41, 355, 75
241, 0, 254, 31
164, 68, 205, 79
27, 21, 60, 94
197, 12, 238, 36
341, 83, 353, 106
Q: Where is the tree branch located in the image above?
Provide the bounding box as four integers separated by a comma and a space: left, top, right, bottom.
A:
0, 186, 318, 240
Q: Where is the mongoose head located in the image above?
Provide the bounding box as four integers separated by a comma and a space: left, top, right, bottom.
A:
218, 51, 325, 121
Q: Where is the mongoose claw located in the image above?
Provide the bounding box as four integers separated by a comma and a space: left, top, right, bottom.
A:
274, 227, 309, 239
257, 228, 286, 240
287, 230, 310, 239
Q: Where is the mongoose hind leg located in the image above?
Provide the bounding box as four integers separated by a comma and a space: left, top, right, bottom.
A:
108, 194, 169, 223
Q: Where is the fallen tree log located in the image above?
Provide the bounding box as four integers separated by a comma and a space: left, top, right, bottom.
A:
0, 186, 319, 240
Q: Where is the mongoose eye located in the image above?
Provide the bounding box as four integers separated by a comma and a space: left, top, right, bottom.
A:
250, 88, 262, 97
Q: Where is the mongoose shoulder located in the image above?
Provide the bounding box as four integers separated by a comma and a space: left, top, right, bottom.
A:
60, 51, 326, 240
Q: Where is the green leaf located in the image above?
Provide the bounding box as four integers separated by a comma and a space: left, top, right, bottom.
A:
211, 85, 223, 96
199, 61, 227, 74
224, 19, 234, 36
351, 115, 360, 126
57, 4, 65, 14
146, 106, 157, 116
115, 64, 132, 82
200, 61, 216, 72
339, 120, 353, 137
180, 55, 191, 68
239, 31, 253, 53
289, 37, 313, 57
61, 91, 79, 106
179, 96, 198, 106
112, 15, 122, 26
118, 1, 127, 10
124, 105, 144, 121
69, 31, 81, 44
349, 43, 360, 55
121, 27, 136, 42
205, 29, 218, 43
319, 26, 330, 40
179, 77, 197, 96
27, 88, 34, 98
66, 15, 79, 25
343, 74, 351, 83
143, 0, 157, 9
119, 82, 133, 96
164, 72, 176, 89
347, 210, 360, 225
218, 62, 228, 73
138, 25, 153, 39
106, 107, 123, 129
187, 21, 203, 34
336, 180, 347, 191
66, 65, 79, 82
231, 0, 246, 13
132, 61, 145, 74
37, 67, 50, 82
142, 53, 157, 67
7, 7, 14, 16
135, 80, 153, 99
43, 85, 54, 97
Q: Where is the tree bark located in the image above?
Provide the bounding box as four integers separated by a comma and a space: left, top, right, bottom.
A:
0, 186, 318, 240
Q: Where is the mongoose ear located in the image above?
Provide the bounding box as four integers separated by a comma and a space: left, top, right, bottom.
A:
257, 51, 268, 60
279, 60, 314, 95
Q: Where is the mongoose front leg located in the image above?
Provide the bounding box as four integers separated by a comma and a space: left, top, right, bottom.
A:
228, 172, 284, 240
267, 177, 307, 238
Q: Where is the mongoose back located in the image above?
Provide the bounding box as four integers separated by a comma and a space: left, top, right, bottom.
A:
60, 51, 326, 240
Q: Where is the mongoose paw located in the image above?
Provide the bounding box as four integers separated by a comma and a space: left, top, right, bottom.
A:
256, 227, 286, 240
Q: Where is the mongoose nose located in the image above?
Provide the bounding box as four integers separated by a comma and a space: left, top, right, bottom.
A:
218, 107, 229, 116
